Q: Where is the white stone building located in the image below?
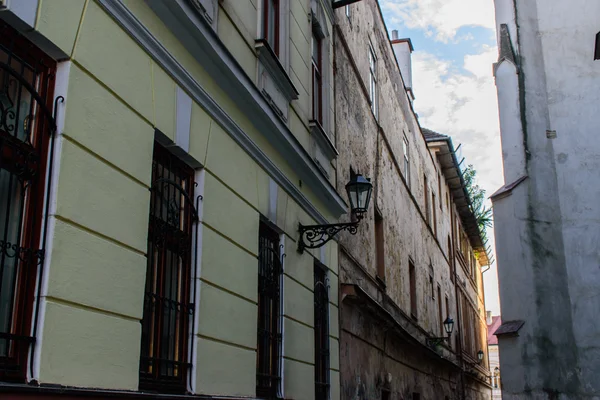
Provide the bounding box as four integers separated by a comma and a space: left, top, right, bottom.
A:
491, 0, 600, 399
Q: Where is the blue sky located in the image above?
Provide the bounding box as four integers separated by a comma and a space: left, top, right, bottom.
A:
398, 25, 496, 72
379, 0, 503, 315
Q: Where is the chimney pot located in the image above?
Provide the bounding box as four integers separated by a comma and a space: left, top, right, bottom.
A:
390, 36, 414, 98
486, 311, 493, 325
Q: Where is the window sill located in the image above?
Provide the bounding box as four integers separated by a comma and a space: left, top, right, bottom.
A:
309, 119, 338, 160
376, 275, 386, 289
255, 39, 299, 101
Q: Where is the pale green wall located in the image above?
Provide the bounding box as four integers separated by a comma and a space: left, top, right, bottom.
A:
31, 0, 341, 398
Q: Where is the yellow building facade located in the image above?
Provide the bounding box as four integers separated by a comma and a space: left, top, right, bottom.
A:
0, 1, 345, 399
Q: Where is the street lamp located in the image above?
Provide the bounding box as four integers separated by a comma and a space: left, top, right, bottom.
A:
427, 316, 454, 347
477, 350, 484, 363
345, 173, 373, 220
298, 173, 373, 253
443, 317, 454, 336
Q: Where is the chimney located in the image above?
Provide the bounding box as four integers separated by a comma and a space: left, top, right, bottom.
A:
486, 311, 493, 325
390, 30, 414, 100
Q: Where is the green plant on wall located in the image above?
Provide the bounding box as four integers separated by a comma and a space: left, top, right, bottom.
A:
462, 164, 492, 242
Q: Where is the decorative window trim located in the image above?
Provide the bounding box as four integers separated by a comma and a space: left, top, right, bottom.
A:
256, 0, 294, 121
308, 0, 335, 180
255, 39, 299, 102
188, 0, 218, 30
309, 121, 338, 160
310, 0, 332, 136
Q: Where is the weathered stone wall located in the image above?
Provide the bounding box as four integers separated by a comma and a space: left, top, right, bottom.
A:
335, 0, 491, 399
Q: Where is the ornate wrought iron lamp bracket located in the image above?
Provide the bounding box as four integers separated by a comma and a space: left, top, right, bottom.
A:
426, 335, 451, 348
297, 220, 359, 253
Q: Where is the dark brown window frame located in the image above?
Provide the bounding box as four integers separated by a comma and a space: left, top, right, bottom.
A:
0, 22, 56, 382
263, 0, 280, 56
311, 29, 323, 125
314, 261, 329, 400
257, 222, 282, 399
139, 142, 196, 393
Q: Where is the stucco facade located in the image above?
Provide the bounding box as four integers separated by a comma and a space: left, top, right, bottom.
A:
333, 1, 491, 399
0, 0, 343, 399
491, 0, 600, 399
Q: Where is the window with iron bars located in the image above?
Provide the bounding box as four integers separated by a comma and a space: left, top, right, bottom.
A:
0, 21, 56, 382
139, 142, 196, 393
256, 222, 282, 399
314, 261, 330, 400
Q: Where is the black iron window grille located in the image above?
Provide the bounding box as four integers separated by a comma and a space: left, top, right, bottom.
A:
0, 21, 57, 381
139, 143, 198, 393
256, 222, 283, 399
314, 261, 330, 400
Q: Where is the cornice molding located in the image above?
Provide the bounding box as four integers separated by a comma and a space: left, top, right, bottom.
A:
96, 0, 348, 224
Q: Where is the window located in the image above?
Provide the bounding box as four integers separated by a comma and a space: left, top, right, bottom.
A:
140, 142, 195, 392
432, 192, 437, 236
312, 29, 323, 125
381, 389, 390, 400
595, 32, 600, 60
0, 22, 56, 381
375, 209, 385, 282
412, 393, 421, 400
409, 261, 417, 319
445, 295, 450, 348
257, 222, 282, 398
424, 175, 430, 224
263, 0, 280, 55
368, 44, 378, 119
314, 262, 330, 400
429, 274, 434, 299
437, 285, 443, 336
438, 173, 442, 210
402, 136, 410, 186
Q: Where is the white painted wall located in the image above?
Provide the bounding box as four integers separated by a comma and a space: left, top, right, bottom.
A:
492, 0, 600, 398
494, 61, 525, 184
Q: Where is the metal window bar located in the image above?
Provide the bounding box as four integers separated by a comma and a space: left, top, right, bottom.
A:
256, 223, 282, 399
139, 143, 196, 393
314, 262, 329, 400
0, 20, 57, 381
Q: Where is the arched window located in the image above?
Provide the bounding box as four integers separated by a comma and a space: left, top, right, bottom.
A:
595, 32, 600, 60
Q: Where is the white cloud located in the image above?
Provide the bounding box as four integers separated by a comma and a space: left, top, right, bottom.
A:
381, 0, 496, 42
411, 47, 504, 314
412, 46, 503, 194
